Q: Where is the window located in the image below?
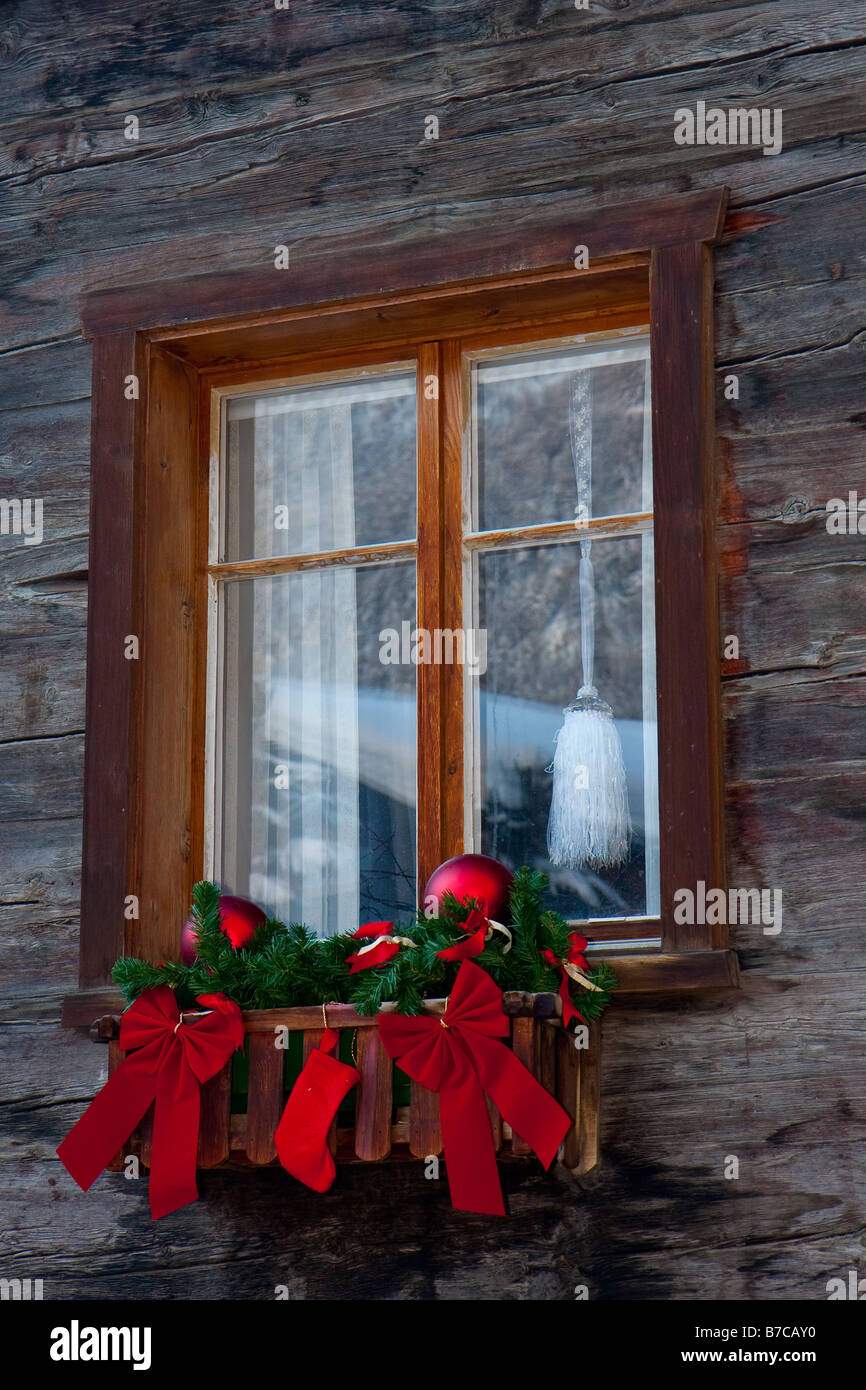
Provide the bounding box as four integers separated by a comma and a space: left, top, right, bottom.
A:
206, 334, 659, 941
64, 186, 738, 1024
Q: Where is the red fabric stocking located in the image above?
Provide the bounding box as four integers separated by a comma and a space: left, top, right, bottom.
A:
275, 1029, 359, 1193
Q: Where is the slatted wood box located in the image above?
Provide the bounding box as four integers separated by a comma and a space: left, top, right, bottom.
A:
92, 992, 601, 1175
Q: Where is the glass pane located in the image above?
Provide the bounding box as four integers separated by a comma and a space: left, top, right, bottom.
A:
474, 537, 659, 922
471, 339, 650, 532
222, 368, 417, 562
217, 563, 417, 933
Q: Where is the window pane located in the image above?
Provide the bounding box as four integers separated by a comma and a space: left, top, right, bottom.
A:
471, 340, 650, 532
217, 563, 417, 933
222, 368, 417, 562
474, 537, 659, 922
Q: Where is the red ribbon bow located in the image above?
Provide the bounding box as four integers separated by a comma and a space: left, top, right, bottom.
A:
435, 906, 489, 962
347, 921, 399, 973
543, 932, 589, 1028
377, 961, 571, 1216
57, 986, 244, 1219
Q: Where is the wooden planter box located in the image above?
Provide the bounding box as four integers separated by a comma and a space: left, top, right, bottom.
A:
91, 992, 601, 1176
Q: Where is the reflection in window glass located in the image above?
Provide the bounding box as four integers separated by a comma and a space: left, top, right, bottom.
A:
469, 336, 658, 925
475, 539, 658, 921
223, 369, 417, 562
473, 340, 650, 531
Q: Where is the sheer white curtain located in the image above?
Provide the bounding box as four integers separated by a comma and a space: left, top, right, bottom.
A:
640, 354, 660, 918
219, 371, 417, 934
247, 397, 361, 933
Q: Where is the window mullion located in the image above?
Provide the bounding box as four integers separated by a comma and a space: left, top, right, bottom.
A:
440, 338, 465, 864
416, 341, 443, 897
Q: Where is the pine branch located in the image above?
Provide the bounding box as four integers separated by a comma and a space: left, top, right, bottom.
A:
110, 872, 618, 1018
112, 957, 196, 1010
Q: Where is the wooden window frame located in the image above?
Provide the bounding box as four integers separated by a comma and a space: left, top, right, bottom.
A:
63, 186, 738, 1026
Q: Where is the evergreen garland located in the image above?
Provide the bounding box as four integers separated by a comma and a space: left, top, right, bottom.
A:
112, 868, 616, 1020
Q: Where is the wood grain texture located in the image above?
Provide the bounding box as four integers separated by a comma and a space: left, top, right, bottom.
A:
651, 241, 726, 950
538, 1021, 558, 1100
175, 267, 649, 369
210, 539, 416, 580
509, 1017, 537, 1156
557, 1028, 581, 1170
440, 337, 465, 860
80, 191, 722, 336
245, 1032, 284, 1165
409, 1081, 442, 1159
196, 1063, 232, 1168
416, 340, 443, 893
130, 347, 202, 965
576, 1020, 602, 1176
354, 1028, 393, 1161
77, 332, 141, 988
555, 1019, 601, 1173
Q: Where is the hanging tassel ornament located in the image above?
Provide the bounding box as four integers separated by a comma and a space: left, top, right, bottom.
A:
547, 372, 631, 871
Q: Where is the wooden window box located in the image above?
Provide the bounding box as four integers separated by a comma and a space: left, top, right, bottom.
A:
91, 992, 601, 1176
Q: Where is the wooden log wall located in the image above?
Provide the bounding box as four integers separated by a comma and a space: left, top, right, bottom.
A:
1, 1, 864, 1300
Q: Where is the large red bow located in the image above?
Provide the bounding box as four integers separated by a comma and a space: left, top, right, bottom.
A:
57, 986, 244, 1219
377, 961, 570, 1215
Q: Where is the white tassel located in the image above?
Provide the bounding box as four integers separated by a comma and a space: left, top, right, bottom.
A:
547, 687, 631, 870
547, 369, 631, 871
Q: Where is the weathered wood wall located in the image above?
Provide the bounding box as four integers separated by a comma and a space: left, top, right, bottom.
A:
1, 1, 864, 1300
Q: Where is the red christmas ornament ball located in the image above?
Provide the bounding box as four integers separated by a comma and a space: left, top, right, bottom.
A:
424, 854, 514, 923
180, 894, 266, 965
179, 918, 198, 966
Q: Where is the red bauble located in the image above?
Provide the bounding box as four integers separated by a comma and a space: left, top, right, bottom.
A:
424, 854, 514, 923
179, 919, 198, 966
180, 894, 266, 965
